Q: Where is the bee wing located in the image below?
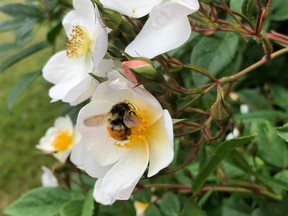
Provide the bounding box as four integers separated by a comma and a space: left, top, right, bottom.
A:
123, 112, 142, 128
84, 113, 109, 127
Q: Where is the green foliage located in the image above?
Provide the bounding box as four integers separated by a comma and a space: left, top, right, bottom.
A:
270, 0, 288, 21
192, 136, 254, 193
1, 0, 288, 215
251, 120, 288, 168
4, 188, 84, 216
179, 198, 207, 216
276, 123, 288, 142
159, 192, 180, 216
190, 32, 240, 85
0, 41, 49, 73
7, 70, 41, 112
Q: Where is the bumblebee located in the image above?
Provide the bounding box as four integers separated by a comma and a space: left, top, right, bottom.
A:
84, 102, 141, 141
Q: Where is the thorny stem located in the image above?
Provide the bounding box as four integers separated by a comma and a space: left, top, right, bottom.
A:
164, 135, 204, 174
219, 47, 288, 83
210, 2, 255, 29
255, 0, 263, 35
139, 183, 281, 201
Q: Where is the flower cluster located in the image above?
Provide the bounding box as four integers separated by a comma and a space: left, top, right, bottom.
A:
38, 0, 199, 205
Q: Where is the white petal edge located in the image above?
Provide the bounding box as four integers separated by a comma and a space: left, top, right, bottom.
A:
70, 143, 112, 178
101, 141, 149, 199
62, 0, 96, 38
99, 0, 161, 18
125, 16, 191, 59
41, 166, 59, 187
63, 76, 97, 106
150, 0, 199, 27
147, 109, 174, 177
53, 149, 71, 163
94, 178, 116, 205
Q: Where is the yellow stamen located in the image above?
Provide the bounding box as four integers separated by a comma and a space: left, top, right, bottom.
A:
53, 130, 72, 152
66, 25, 91, 58
114, 101, 149, 149
134, 201, 149, 215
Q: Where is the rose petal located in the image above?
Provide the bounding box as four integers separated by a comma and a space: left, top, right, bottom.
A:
150, 1, 199, 26
101, 141, 149, 198
99, 0, 161, 18
41, 166, 59, 187
53, 149, 71, 163
82, 149, 113, 178
62, 0, 96, 38
147, 109, 174, 177
63, 76, 97, 106
92, 25, 109, 67
54, 115, 73, 133
77, 100, 126, 166
94, 59, 115, 77
125, 16, 191, 59
94, 179, 116, 205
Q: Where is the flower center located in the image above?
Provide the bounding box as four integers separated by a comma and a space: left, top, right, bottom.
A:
114, 101, 149, 149
53, 130, 72, 152
66, 25, 91, 58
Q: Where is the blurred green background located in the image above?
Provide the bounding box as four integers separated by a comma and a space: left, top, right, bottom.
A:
0, 0, 61, 213
1, 0, 288, 215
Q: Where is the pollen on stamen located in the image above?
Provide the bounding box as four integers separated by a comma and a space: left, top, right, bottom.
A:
53, 130, 72, 152
66, 25, 91, 58
114, 103, 149, 149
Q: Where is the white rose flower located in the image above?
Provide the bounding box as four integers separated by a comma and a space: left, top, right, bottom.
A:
71, 71, 174, 204
134, 200, 149, 216
240, 104, 249, 114
36, 115, 81, 163
41, 166, 59, 187
43, 0, 112, 105
225, 128, 240, 141
100, 0, 199, 58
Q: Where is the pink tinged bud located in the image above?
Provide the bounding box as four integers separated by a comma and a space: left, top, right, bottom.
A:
121, 60, 152, 83
229, 92, 238, 101
121, 60, 138, 83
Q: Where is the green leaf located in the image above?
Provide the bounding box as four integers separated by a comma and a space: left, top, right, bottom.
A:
224, 150, 252, 173
270, 0, 288, 21
15, 18, 36, 44
234, 111, 288, 123
98, 201, 135, 216
0, 41, 49, 73
0, 3, 44, 21
60, 200, 84, 216
229, 0, 244, 13
242, 0, 255, 24
0, 20, 22, 32
179, 198, 207, 216
4, 187, 84, 216
0, 43, 19, 57
7, 70, 41, 112
81, 190, 95, 216
192, 136, 254, 193
190, 32, 240, 86
237, 89, 270, 110
276, 123, 288, 142
269, 84, 288, 111
257, 174, 288, 191
47, 21, 63, 44
145, 204, 162, 216
251, 120, 288, 168
159, 192, 180, 216
251, 196, 288, 216
97, 4, 122, 29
